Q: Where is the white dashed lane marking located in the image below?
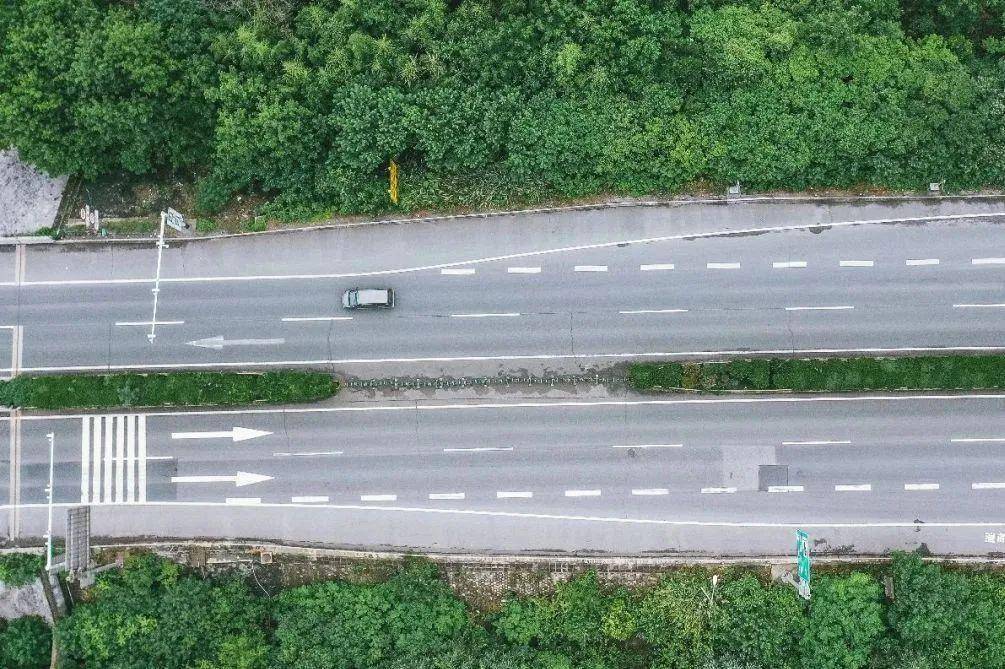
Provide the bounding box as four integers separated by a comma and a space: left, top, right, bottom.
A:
952, 437, 1005, 443
785, 306, 854, 312
773, 261, 807, 269
291, 496, 330, 503
640, 263, 674, 271
906, 259, 939, 266
782, 440, 851, 446
631, 488, 669, 496
972, 258, 1005, 265
574, 265, 608, 272
618, 309, 688, 315
768, 485, 804, 493
611, 443, 683, 449
701, 487, 737, 494
973, 482, 1005, 490
441, 268, 476, 275
507, 267, 541, 274
497, 491, 533, 499
429, 492, 465, 500
840, 260, 874, 267
953, 303, 1005, 309
835, 484, 872, 492
565, 489, 602, 497
361, 494, 397, 502
707, 262, 741, 269
904, 483, 940, 491
225, 497, 262, 505
449, 312, 520, 318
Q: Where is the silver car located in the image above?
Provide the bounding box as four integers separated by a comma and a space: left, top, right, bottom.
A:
342, 287, 395, 309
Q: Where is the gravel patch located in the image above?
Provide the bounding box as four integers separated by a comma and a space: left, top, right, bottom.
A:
0, 148, 67, 236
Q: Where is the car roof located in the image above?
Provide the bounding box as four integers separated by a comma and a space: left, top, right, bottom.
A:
356, 289, 391, 301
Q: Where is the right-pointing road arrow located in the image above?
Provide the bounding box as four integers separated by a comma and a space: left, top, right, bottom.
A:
171, 471, 274, 487
171, 427, 272, 442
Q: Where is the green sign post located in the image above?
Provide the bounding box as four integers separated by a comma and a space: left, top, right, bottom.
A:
796, 529, 811, 599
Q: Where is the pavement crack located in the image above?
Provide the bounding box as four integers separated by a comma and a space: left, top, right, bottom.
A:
325, 320, 336, 373
568, 311, 576, 358
784, 309, 796, 354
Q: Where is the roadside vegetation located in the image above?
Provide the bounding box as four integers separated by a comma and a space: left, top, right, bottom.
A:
0, 553, 44, 587
42, 551, 1005, 669
629, 355, 1005, 393
2, 0, 1003, 221
0, 554, 50, 669
0, 371, 338, 410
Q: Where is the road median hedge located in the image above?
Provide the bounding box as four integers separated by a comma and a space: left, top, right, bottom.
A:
0, 371, 338, 410
629, 355, 1005, 393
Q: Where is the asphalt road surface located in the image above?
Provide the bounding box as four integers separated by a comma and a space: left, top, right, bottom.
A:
2, 197, 1005, 555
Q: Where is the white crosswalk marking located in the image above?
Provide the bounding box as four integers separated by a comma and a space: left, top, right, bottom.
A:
80, 415, 148, 504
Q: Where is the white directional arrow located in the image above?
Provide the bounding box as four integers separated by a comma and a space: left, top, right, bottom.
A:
187, 335, 285, 349
171, 471, 274, 487
171, 427, 273, 442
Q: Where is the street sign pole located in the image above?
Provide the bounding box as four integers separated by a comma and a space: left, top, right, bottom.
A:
796, 529, 811, 599
44, 433, 55, 572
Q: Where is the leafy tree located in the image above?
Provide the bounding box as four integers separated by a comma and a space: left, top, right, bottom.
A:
0, 616, 51, 669
637, 570, 715, 669
711, 574, 805, 669
799, 572, 885, 669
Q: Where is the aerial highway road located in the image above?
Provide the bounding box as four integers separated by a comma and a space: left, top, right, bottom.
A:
0, 198, 1003, 377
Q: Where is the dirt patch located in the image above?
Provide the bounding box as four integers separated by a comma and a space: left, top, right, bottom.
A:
0, 149, 67, 236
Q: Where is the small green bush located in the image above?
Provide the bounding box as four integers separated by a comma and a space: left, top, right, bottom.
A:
195, 217, 218, 233
0, 371, 338, 410
0, 616, 51, 669
243, 218, 268, 233
0, 553, 43, 586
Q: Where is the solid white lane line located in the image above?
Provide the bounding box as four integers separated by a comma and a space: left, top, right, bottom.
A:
611, 444, 683, 449
497, 491, 533, 498
126, 415, 136, 504
707, 262, 740, 269
953, 303, 1005, 309
225, 497, 262, 505
565, 489, 602, 497
768, 485, 804, 493
782, 440, 851, 446
441, 268, 476, 275
574, 265, 608, 272
973, 258, 1005, 265
952, 437, 1005, 443
281, 316, 353, 322
773, 261, 807, 269
840, 260, 874, 267
507, 267, 541, 274
80, 418, 90, 504
115, 414, 125, 504
292, 496, 330, 503
429, 493, 465, 500
443, 447, 514, 453
972, 482, 1005, 490
272, 451, 343, 457
619, 309, 688, 315
114, 320, 184, 327
21, 345, 1005, 374
785, 306, 854, 312
835, 484, 872, 492
701, 487, 737, 494
905, 483, 940, 491
906, 259, 940, 266
361, 494, 397, 502
137, 415, 146, 503
449, 312, 520, 319
103, 416, 113, 504
640, 263, 674, 271
632, 488, 669, 496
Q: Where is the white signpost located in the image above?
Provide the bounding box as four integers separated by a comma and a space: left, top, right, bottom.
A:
164, 207, 189, 232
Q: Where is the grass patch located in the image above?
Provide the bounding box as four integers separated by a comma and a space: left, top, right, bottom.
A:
0, 553, 44, 586
629, 355, 1005, 393
0, 371, 338, 410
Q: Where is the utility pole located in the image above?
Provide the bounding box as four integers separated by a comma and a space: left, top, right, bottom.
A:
44, 432, 55, 572
148, 212, 167, 343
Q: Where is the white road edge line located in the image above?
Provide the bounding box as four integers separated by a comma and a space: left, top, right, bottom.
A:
906, 259, 940, 266
565, 489, 602, 497
773, 261, 807, 269
291, 496, 329, 503
631, 488, 669, 496
619, 309, 689, 315
449, 312, 521, 319
441, 268, 476, 275
785, 306, 854, 312
972, 258, 1005, 265
972, 482, 1005, 490
701, 487, 737, 494
496, 491, 533, 499
225, 497, 262, 505
782, 440, 852, 446
904, 483, 940, 491
361, 494, 397, 502
611, 444, 683, 449
835, 484, 872, 492
429, 493, 465, 500
574, 265, 608, 272
767, 485, 804, 493
840, 260, 874, 267
507, 267, 541, 274
707, 262, 740, 269
640, 263, 674, 271
281, 316, 353, 322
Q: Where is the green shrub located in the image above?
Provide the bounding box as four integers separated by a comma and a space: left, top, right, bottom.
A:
0, 616, 51, 669
0, 371, 338, 410
0, 553, 43, 586
195, 217, 218, 233
243, 218, 268, 233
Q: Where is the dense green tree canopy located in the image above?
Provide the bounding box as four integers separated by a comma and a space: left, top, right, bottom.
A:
1, 0, 1002, 216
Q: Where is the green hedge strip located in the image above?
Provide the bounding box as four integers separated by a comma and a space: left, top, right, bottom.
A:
0, 371, 338, 410
0, 553, 44, 586
629, 356, 1005, 393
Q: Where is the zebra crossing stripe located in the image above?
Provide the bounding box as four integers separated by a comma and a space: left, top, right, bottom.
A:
80, 415, 148, 504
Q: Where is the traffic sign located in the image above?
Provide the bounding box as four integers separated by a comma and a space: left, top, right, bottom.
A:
163, 207, 189, 232
796, 529, 811, 599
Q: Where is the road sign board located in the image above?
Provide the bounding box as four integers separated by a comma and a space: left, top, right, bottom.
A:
163, 207, 188, 232
796, 529, 811, 599
65, 506, 91, 574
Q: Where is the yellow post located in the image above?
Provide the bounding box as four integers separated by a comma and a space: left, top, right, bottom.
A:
388, 160, 399, 204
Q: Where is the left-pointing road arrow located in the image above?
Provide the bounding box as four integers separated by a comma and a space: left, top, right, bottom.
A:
187, 335, 285, 349
171, 427, 272, 442
171, 471, 274, 487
